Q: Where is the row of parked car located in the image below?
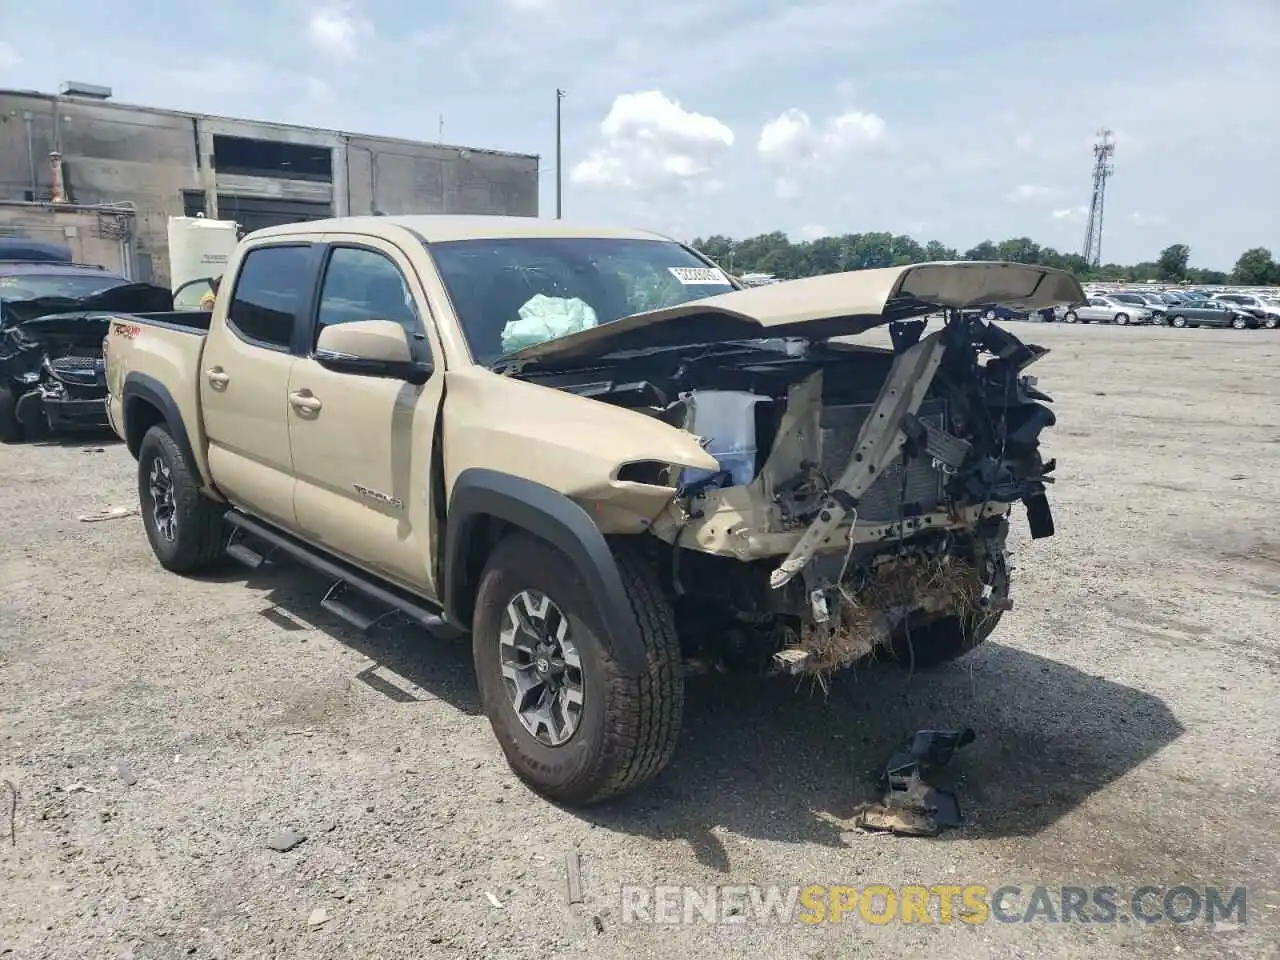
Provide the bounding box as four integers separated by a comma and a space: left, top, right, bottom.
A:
977, 289, 1280, 329
1057, 288, 1280, 329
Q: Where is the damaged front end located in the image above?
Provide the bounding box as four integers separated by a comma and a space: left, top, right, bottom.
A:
0, 313, 113, 433
652, 314, 1057, 680
0, 283, 171, 436
501, 262, 1078, 680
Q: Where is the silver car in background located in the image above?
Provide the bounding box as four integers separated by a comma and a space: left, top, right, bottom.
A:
1061, 295, 1155, 325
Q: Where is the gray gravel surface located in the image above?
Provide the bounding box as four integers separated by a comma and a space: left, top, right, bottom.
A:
1, 324, 1278, 959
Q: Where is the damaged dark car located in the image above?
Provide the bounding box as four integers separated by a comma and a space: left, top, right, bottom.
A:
0, 266, 173, 442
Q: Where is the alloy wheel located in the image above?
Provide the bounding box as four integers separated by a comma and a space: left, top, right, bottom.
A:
147, 456, 178, 542
498, 589, 585, 746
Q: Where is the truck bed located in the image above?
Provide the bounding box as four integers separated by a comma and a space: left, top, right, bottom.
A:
126, 310, 212, 334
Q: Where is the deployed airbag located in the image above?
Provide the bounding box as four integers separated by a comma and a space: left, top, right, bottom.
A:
500, 294, 599, 354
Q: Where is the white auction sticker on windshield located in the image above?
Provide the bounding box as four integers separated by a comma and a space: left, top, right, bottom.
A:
668, 267, 731, 286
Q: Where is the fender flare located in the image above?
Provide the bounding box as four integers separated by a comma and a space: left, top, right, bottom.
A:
121, 372, 199, 475
444, 468, 649, 676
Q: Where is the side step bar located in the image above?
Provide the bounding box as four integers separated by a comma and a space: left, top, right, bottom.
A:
224, 511, 463, 640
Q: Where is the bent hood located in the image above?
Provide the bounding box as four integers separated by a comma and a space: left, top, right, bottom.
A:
503, 261, 1085, 365
1, 282, 172, 327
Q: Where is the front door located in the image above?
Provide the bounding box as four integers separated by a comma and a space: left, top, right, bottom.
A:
200, 242, 318, 529
287, 239, 445, 598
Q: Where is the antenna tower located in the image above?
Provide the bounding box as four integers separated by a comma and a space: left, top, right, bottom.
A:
1081, 129, 1115, 267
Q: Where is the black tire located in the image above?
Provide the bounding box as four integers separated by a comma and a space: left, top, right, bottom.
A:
887, 544, 1010, 669
1114, 313, 1129, 325
472, 533, 683, 806
1063, 310, 1078, 324
1231, 315, 1248, 330
1171, 315, 1187, 328
0, 385, 22, 444
1264, 316, 1278, 330
137, 425, 226, 573
888, 609, 1006, 669
1153, 314, 1168, 326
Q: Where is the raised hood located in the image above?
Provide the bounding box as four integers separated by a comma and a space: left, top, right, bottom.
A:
502, 261, 1085, 365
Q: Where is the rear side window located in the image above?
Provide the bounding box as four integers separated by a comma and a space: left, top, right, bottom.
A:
227, 245, 313, 349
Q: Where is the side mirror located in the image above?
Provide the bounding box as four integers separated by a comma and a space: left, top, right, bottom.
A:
314, 319, 433, 385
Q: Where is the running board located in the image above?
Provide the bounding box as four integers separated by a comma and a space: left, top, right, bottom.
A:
225, 529, 266, 569
223, 511, 463, 640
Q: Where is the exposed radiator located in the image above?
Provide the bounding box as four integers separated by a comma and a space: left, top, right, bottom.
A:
818, 397, 948, 523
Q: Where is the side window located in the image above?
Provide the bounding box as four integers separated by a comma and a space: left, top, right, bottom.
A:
227, 245, 313, 350
315, 246, 421, 347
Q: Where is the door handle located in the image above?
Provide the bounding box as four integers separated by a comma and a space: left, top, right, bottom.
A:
289, 390, 322, 413
205, 367, 230, 387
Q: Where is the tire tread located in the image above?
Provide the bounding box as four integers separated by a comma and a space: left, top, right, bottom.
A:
138, 425, 225, 573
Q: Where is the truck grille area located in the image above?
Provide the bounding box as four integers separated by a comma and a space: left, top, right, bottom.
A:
819, 397, 948, 523
48, 356, 103, 388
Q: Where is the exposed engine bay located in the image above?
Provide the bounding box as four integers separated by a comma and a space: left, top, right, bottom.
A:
0, 283, 172, 436
511, 310, 1057, 680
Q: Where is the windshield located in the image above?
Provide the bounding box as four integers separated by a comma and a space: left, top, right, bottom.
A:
426, 237, 735, 364
0, 272, 127, 302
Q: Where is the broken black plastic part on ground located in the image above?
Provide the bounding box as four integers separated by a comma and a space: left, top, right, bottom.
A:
854, 728, 975, 837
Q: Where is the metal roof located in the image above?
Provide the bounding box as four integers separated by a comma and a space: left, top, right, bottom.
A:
247, 215, 675, 244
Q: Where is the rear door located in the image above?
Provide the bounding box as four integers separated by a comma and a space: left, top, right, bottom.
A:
287, 237, 446, 598
199, 242, 321, 529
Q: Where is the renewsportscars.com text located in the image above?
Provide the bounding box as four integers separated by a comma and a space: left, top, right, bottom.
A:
620, 884, 1247, 926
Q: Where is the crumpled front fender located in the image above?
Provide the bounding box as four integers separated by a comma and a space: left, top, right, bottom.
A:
442, 367, 720, 533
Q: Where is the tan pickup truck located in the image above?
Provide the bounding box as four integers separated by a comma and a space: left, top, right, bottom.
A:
103, 215, 1083, 806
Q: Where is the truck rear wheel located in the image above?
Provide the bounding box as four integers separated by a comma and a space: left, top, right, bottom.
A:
472, 533, 683, 806
137, 425, 226, 573
0, 386, 22, 443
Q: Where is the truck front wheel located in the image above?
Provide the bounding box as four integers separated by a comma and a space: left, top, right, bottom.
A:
137, 425, 226, 573
472, 533, 684, 806
887, 548, 1011, 669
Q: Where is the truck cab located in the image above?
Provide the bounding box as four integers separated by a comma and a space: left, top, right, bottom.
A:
104, 215, 1084, 808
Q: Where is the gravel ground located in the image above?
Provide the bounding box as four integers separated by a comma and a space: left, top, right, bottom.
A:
1, 324, 1278, 960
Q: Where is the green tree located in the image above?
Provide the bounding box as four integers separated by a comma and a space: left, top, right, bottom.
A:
995, 237, 1042, 264
1232, 247, 1277, 285
964, 240, 999, 261
1157, 244, 1191, 281
690, 230, 1251, 287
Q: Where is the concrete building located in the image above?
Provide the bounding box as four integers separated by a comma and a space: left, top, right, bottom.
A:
0, 84, 540, 284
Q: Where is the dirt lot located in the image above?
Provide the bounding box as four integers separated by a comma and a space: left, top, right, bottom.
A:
1, 324, 1278, 960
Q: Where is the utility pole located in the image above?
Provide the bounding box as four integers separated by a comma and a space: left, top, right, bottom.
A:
1081, 129, 1115, 268
555, 89, 565, 219
438, 115, 444, 142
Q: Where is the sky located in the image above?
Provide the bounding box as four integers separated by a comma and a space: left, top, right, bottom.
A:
1, 0, 1276, 270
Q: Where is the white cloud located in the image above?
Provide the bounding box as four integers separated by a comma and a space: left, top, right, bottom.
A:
0, 41, 20, 72
304, 77, 335, 104
796, 224, 831, 241
306, 3, 373, 60
571, 91, 734, 192
757, 107, 886, 198
1126, 212, 1167, 227
1006, 184, 1056, 204
1051, 207, 1089, 224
